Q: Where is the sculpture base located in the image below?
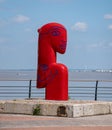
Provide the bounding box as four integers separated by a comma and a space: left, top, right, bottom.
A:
0, 99, 111, 118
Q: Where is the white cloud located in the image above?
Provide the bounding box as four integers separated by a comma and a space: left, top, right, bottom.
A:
108, 24, 112, 30
74, 41, 112, 51
12, 14, 30, 23
104, 14, 112, 19
88, 41, 112, 49
71, 22, 88, 32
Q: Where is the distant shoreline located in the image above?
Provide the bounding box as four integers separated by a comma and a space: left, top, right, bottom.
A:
0, 69, 112, 73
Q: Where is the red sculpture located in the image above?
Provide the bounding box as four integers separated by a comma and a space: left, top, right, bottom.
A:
36, 22, 68, 100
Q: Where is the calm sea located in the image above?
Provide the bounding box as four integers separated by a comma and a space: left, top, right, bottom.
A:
0, 69, 112, 81
0, 69, 112, 101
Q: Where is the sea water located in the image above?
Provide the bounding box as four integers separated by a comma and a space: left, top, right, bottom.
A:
0, 69, 112, 101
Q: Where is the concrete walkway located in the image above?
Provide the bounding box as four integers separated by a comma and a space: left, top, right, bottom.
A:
0, 114, 112, 130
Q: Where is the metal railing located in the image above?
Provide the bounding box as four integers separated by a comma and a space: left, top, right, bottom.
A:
69, 79, 112, 101
0, 79, 112, 101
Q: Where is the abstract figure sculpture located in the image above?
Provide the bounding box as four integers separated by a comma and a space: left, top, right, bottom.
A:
36, 22, 68, 100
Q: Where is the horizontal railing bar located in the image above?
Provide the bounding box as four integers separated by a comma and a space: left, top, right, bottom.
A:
0, 95, 29, 97
69, 95, 95, 97
69, 86, 95, 88
69, 91, 94, 93
1, 85, 111, 87
69, 91, 95, 92
97, 96, 112, 98
69, 89, 95, 90
0, 88, 28, 90
0, 86, 111, 88
0, 79, 36, 81
96, 93, 112, 95
97, 87, 112, 89
0, 79, 112, 82
0, 92, 29, 94
0, 91, 28, 93
97, 90, 112, 91
0, 91, 29, 93
0, 86, 29, 87
0, 90, 29, 92
29, 93, 45, 94
71, 88, 94, 89
0, 95, 94, 98
1, 92, 111, 95
69, 79, 112, 82
68, 92, 95, 94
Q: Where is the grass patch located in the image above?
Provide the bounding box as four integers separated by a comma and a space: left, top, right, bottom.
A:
33, 105, 41, 115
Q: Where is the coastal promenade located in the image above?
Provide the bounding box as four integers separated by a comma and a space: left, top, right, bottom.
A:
0, 114, 112, 130
0, 99, 112, 130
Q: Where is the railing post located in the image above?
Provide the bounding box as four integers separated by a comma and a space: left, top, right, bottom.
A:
29, 80, 32, 99
95, 80, 98, 101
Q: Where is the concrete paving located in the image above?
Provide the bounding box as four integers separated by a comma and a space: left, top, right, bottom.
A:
0, 114, 112, 130
1, 99, 112, 118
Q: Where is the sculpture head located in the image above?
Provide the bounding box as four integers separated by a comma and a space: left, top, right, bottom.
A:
38, 22, 67, 54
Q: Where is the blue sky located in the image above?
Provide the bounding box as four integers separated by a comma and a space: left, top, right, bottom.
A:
0, 0, 112, 70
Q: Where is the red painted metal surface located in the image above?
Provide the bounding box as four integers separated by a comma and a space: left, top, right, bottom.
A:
36, 22, 68, 100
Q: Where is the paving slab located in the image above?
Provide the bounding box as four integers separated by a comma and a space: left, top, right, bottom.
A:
0, 114, 112, 130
